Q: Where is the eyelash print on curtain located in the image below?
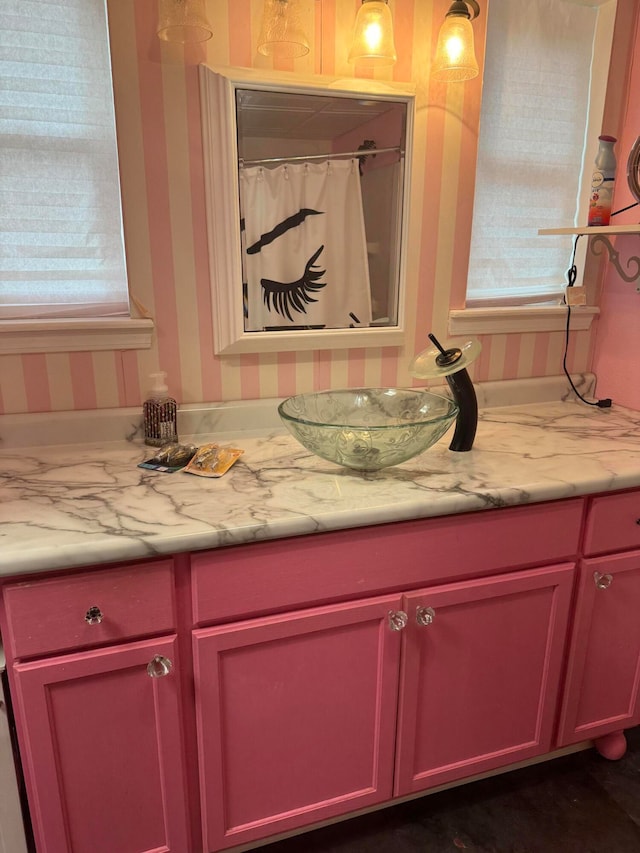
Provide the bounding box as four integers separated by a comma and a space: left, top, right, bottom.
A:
261, 244, 327, 322
240, 159, 372, 331
246, 210, 327, 322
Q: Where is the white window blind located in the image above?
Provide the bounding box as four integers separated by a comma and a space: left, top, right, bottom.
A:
466, 0, 612, 306
0, 0, 129, 320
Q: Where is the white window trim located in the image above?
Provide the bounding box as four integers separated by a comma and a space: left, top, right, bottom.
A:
449, 305, 599, 337
0, 318, 154, 355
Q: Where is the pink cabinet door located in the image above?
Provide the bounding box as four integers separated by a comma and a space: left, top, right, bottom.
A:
557, 551, 640, 746
11, 636, 191, 853
193, 595, 403, 851
395, 563, 574, 795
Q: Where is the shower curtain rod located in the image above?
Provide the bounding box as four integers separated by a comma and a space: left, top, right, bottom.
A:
238, 145, 403, 167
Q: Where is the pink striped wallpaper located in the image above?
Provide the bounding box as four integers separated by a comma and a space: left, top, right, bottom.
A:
0, 0, 636, 415
591, 6, 640, 410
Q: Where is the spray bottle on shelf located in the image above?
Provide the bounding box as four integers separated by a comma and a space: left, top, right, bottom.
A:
588, 135, 617, 226
143, 372, 178, 446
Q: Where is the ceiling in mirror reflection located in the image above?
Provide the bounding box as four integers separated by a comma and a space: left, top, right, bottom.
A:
236, 89, 406, 143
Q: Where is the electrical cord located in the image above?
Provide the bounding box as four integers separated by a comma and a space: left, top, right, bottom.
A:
561, 197, 637, 409
611, 201, 639, 217
563, 234, 612, 408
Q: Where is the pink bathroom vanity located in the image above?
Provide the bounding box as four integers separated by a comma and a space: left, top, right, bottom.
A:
1, 396, 640, 852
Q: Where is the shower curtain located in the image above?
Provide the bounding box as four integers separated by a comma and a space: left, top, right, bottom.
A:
240, 159, 372, 331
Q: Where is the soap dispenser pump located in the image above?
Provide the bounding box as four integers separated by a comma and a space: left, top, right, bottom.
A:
143, 372, 178, 446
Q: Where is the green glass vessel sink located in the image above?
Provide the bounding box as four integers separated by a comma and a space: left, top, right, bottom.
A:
278, 388, 458, 471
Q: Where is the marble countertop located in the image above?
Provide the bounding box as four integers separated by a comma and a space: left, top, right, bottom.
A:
2, 392, 640, 578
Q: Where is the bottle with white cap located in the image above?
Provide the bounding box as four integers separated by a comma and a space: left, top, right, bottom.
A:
588, 135, 617, 226
143, 372, 178, 446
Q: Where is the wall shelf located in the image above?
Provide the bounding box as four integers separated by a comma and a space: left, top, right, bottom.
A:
538, 225, 640, 288
538, 225, 640, 236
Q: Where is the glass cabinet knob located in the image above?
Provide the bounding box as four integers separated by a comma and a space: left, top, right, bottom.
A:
416, 606, 436, 626
85, 605, 103, 625
594, 571, 613, 590
147, 655, 173, 678
388, 610, 408, 631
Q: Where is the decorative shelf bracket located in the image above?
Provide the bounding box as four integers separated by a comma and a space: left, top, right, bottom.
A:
538, 225, 640, 292
589, 234, 640, 289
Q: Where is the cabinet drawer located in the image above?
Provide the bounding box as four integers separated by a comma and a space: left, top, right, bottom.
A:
192, 499, 584, 625
583, 491, 640, 556
2, 560, 176, 659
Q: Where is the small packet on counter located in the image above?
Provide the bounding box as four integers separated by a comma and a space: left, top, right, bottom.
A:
138, 442, 198, 473
183, 443, 244, 478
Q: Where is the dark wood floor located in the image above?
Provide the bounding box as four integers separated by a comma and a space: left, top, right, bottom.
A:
263, 728, 640, 853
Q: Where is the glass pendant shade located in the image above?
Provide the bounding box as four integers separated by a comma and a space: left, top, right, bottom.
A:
257, 0, 310, 58
432, 14, 479, 82
348, 0, 397, 66
157, 0, 213, 44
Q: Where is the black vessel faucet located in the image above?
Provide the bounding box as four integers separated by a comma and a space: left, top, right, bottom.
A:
427, 333, 478, 452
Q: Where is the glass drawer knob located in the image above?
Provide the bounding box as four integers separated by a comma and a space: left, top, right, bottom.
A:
85, 605, 103, 625
594, 571, 613, 590
416, 606, 436, 626
147, 655, 173, 678
388, 610, 408, 631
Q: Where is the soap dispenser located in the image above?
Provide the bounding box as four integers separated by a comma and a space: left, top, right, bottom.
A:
143, 372, 178, 446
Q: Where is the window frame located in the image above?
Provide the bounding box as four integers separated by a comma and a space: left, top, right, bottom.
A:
0, 0, 152, 355
449, 0, 618, 336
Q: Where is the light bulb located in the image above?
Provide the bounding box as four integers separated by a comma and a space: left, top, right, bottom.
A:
444, 33, 465, 64
364, 22, 384, 52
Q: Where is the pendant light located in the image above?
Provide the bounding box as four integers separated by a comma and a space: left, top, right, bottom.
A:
156, 0, 213, 44
348, 0, 397, 67
432, 0, 480, 82
257, 0, 310, 58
